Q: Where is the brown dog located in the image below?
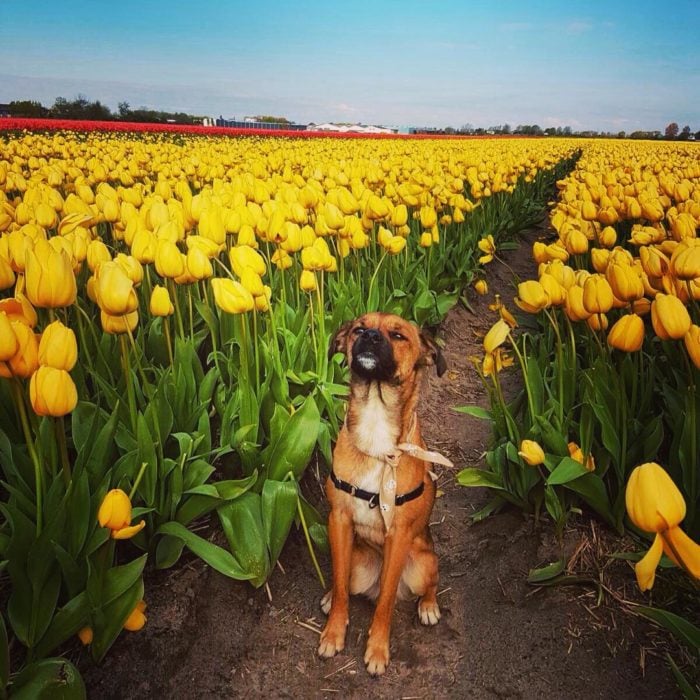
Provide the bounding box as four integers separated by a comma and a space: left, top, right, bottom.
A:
318, 312, 448, 676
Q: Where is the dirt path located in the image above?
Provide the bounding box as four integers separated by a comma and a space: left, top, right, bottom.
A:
83, 226, 677, 699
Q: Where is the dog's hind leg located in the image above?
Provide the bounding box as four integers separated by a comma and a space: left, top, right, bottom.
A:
402, 536, 441, 626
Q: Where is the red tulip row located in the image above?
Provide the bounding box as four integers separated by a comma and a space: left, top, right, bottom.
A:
0, 117, 516, 140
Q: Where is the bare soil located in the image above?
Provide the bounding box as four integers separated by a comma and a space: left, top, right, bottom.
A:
82, 226, 681, 699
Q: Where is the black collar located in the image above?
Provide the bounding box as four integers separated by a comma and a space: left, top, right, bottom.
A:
330, 469, 424, 508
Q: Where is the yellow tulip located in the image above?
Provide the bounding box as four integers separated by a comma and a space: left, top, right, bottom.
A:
229, 245, 266, 277
123, 600, 147, 631
515, 280, 549, 313
0, 295, 37, 328
625, 463, 700, 591
0, 321, 39, 379
95, 262, 138, 316
564, 229, 588, 255
38, 320, 78, 371
114, 253, 143, 286
670, 240, 700, 280
538, 273, 566, 306
650, 293, 691, 340
598, 226, 617, 248
419, 205, 438, 229
419, 232, 432, 248
155, 240, 186, 279
684, 325, 700, 369
24, 240, 77, 308
582, 275, 614, 314
97, 488, 146, 540
240, 267, 265, 296
210, 278, 254, 314
0, 312, 18, 361
299, 269, 317, 292
590, 248, 610, 274
482, 348, 513, 376
391, 204, 408, 227
607, 313, 644, 352
518, 439, 545, 466
29, 366, 78, 417
606, 263, 644, 302
186, 247, 213, 280
100, 310, 139, 335
0, 255, 15, 290
149, 285, 174, 317
365, 194, 389, 221
77, 627, 93, 646
567, 442, 595, 472
639, 246, 669, 278
386, 236, 406, 255
131, 229, 157, 264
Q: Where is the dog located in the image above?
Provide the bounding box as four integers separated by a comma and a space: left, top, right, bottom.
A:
318, 312, 449, 676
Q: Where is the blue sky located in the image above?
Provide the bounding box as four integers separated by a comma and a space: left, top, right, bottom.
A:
2, 0, 699, 131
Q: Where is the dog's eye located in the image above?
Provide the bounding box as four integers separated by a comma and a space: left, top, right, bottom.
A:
352, 326, 365, 335
389, 331, 406, 341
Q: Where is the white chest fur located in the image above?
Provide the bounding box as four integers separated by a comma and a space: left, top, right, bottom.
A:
351, 384, 399, 460
350, 459, 386, 544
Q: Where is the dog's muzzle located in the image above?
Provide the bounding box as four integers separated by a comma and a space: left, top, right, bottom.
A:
350, 329, 397, 380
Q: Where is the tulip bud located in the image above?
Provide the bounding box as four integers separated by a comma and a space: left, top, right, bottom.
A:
685, 325, 700, 369
670, 240, 700, 280
29, 366, 78, 416
625, 463, 685, 534
38, 320, 78, 370
0, 312, 18, 361
24, 240, 77, 308
515, 280, 549, 313
150, 285, 174, 317
299, 269, 317, 292
210, 278, 254, 314
387, 236, 406, 255
582, 276, 614, 314
606, 263, 644, 302
0, 321, 39, 378
651, 293, 691, 340
101, 310, 139, 335
518, 440, 545, 466
607, 313, 644, 352
123, 600, 147, 632
155, 240, 186, 279
95, 262, 138, 316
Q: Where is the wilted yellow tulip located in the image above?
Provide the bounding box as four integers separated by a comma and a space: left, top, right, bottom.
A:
483, 319, 510, 354
38, 320, 77, 371
651, 293, 691, 340
24, 240, 77, 308
210, 278, 254, 314
607, 313, 644, 352
518, 439, 545, 466
482, 349, 513, 376
150, 285, 174, 317
477, 235, 496, 264
29, 366, 77, 417
625, 463, 700, 591
474, 280, 488, 295
98, 488, 146, 540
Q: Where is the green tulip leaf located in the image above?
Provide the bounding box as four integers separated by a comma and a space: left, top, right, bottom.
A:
10, 658, 86, 700
546, 457, 589, 485
261, 479, 298, 565
34, 592, 89, 659
157, 521, 254, 581
217, 493, 269, 587
456, 468, 505, 490
0, 613, 8, 690
453, 405, 492, 420
527, 559, 566, 584
635, 605, 700, 651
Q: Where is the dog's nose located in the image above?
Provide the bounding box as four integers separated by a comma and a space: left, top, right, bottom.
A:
361, 329, 382, 344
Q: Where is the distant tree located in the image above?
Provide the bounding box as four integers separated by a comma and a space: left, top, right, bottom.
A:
8, 100, 47, 117
665, 122, 679, 138
544, 127, 557, 136
695, 130, 700, 140
118, 102, 131, 119
617, 131, 626, 139
679, 125, 692, 140
563, 126, 572, 136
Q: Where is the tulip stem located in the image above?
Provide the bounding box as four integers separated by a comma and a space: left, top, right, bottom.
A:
163, 317, 175, 367
367, 251, 388, 313
168, 279, 185, 340
55, 416, 71, 486
126, 325, 151, 398
119, 334, 137, 434
11, 380, 43, 534
290, 472, 325, 589
128, 462, 149, 502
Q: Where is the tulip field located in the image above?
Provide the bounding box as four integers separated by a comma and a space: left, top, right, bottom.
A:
0, 122, 698, 694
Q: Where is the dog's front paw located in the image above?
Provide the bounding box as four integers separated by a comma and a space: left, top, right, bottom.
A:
318, 621, 346, 658
364, 639, 390, 676
320, 590, 332, 615
418, 598, 441, 626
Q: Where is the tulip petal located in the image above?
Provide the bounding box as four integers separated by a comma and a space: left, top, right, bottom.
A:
662, 526, 700, 580
634, 532, 664, 592
112, 519, 146, 540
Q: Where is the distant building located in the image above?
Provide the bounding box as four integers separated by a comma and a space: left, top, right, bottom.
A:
215, 116, 305, 131
311, 123, 397, 134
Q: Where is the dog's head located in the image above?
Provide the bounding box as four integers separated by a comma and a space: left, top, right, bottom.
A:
329, 312, 447, 383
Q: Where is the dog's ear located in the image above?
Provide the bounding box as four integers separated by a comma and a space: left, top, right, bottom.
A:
328, 320, 353, 361
419, 331, 447, 377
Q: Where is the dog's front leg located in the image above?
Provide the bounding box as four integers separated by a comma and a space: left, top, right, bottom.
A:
318, 507, 353, 658
364, 526, 413, 676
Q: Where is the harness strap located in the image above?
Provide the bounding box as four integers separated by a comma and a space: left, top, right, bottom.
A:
330, 469, 424, 508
